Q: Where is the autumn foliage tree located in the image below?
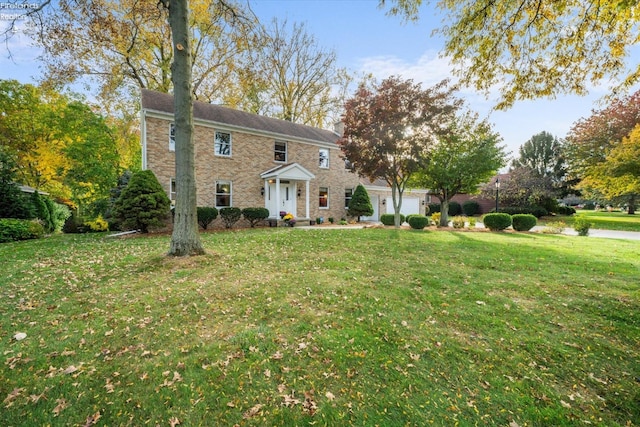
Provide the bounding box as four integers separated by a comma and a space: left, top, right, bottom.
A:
339, 76, 460, 227
565, 91, 640, 213
383, 0, 640, 109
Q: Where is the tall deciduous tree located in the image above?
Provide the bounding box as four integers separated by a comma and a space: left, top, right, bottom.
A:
565, 90, 640, 213
247, 18, 351, 127
410, 112, 505, 226
27, 0, 255, 105
159, 0, 205, 256
339, 76, 460, 227
381, 1, 640, 109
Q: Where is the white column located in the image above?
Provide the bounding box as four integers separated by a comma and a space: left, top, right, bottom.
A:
305, 180, 310, 219
263, 179, 269, 212
275, 177, 281, 217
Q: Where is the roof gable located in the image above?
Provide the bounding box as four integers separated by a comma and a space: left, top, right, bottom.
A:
141, 89, 339, 145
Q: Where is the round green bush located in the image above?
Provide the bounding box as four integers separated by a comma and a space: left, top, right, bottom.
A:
462, 200, 481, 216
512, 214, 537, 231
408, 215, 429, 229
428, 203, 441, 214
197, 207, 219, 229
483, 213, 512, 231
220, 207, 242, 229
241, 207, 269, 228
448, 201, 462, 216
573, 215, 592, 236
0, 219, 44, 243
380, 213, 405, 226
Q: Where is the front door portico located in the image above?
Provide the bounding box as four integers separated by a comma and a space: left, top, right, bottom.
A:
261, 163, 315, 219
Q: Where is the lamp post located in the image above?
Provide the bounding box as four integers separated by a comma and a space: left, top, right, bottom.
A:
495, 177, 500, 212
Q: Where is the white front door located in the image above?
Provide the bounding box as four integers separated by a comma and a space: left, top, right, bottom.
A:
268, 182, 296, 217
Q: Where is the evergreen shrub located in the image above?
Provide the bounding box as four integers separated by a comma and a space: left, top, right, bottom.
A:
408, 215, 429, 229
428, 203, 441, 214
573, 215, 592, 236
380, 213, 405, 226
483, 213, 512, 231
0, 219, 44, 243
512, 214, 537, 231
241, 207, 268, 228
448, 201, 462, 216
220, 207, 242, 229
197, 207, 219, 229
462, 200, 481, 216
112, 170, 170, 233
348, 185, 373, 220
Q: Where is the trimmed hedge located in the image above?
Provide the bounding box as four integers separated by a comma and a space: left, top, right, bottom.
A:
0, 219, 45, 243
220, 207, 242, 229
242, 207, 269, 228
448, 201, 462, 216
427, 203, 441, 214
462, 200, 481, 216
483, 213, 512, 231
512, 214, 537, 231
380, 213, 405, 226
497, 206, 548, 218
556, 206, 576, 216
408, 215, 429, 229
197, 207, 219, 229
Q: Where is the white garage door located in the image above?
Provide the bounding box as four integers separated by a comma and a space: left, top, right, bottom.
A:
386, 197, 420, 217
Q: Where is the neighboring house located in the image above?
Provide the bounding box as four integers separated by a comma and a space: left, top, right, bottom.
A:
140, 89, 428, 225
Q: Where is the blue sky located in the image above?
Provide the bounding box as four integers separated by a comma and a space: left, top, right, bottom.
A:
0, 0, 622, 160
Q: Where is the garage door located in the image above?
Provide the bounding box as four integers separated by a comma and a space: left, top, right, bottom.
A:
386, 197, 420, 216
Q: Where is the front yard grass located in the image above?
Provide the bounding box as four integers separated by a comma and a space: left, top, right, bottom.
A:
1, 229, 638, 426
539, 210, 640, 232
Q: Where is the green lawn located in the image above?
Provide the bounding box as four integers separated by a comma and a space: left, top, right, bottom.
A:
539, 210, 640, 232
1, 229, 638, 426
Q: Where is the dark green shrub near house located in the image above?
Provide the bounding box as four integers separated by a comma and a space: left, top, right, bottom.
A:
483, 213, 512, 231
462, 200, 481, 216
448, 201, 462, 216
380, 213, 405, 226
428, 203, 441, 214
405, 214, 417, 224
348, 185, 373, 221
31, 191, 55, 233
583, 201, 596, 210
112, 170, 170, 233
512, 214, 537, 231
242, 207, 269, 228
197, 207, 218, 229
0, 219, 44, 243
408, 215, 429, 229
220, 207, 242, 229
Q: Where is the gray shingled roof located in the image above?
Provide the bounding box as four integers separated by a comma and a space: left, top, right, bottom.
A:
141, 89, 339, 145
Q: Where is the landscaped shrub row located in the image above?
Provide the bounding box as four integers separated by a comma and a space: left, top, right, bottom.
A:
462, 200, 481, 216
556, 206, 577, 216
497, 206, 549, 218
0, 219, 45, 243
428, 202, 464, 216
380, 213, 406, 226
197, 207, 218, 229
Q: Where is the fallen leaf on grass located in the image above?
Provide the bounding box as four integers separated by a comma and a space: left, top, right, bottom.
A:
281, 394, 300, 407
83, 411, 101, 426
3, 388, 24, 407
325, 391, 335, 401
52, 398, 68, 416
63, 365, 78, 375
243, 404, 263, 419
560, 400, 571, 408
169, 416, 180, 427
303, 390, 317, 415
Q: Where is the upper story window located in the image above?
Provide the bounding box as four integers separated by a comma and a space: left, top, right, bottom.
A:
215, 180, 232, 207
215, 131, 231, 157
319, 148, 329, 169
169, 123, 175, 151
319, 186, 328, 208
274, 141, 287, 162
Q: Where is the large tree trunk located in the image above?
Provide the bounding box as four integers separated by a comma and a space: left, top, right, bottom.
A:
391, 183, 403, 228
628, 194, 636, 215
166, 0, 205, 256
439, 197, 450, 227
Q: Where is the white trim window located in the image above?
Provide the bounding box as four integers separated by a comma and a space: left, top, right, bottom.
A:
170, 178, 176, 201
319, 186, 329, 208
319, 148, 329, 169
169, 123, 175, 151
274, 141, 287, 162
215, 180, 232, 208
345, 188, 353, 209
215, 131, 231, 157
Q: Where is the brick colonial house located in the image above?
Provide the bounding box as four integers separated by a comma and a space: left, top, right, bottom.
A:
141, 89, 430, 225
